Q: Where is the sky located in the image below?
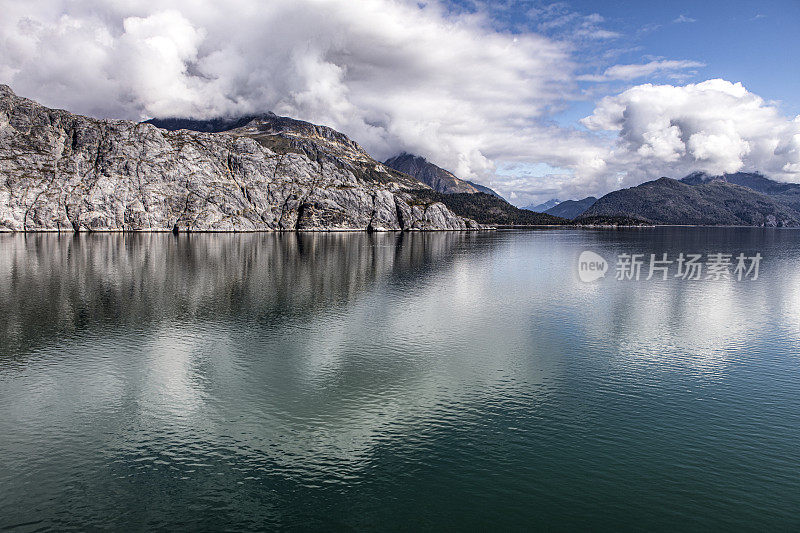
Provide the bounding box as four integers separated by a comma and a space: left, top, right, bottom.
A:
1, 0, 799, 206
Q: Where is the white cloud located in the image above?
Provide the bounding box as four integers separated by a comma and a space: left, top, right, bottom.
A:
636, 23, 662, 36
581, 79, 800, 192
578, 59, 705, 82
673, 14, 696, 24
0, 0, 581, 180
529, 5, 621, 40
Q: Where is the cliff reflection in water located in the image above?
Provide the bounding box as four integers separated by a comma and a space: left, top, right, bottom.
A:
0, 231, 482, 359
3, 229, 800, 530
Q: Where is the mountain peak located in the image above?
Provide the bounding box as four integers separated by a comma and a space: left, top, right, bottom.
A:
522, 198, 560, 212
579, 172, 800, 226
384, 153, 480, 194
543, 197, 597, 219
680, 171, 787, 194
145, 112, 373, 165
0, 84, 482, 232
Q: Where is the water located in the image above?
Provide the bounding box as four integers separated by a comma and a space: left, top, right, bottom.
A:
1, 229, 799, 531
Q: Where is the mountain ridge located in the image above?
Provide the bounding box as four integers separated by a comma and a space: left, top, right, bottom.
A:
383, 152, 564, 225
577, 174, 800, 226
522, 198, 560, 212
383, 153, 480, 194
382, 152, 504, 198
545, 197, 597, 219
5, 82, 795, 229
0, 85, 482, 232
464, 180, 504, 199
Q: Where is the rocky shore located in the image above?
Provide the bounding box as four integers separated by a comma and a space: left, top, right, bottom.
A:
0, 85, 482, 232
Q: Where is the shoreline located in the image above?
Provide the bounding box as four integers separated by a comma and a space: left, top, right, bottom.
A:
0, 227, 498, 234
1, 224, 797, 234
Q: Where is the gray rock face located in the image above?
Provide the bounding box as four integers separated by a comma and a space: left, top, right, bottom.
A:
0, 85, 481, 232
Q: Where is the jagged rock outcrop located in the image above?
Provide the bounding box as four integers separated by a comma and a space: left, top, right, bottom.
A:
0, 85, 482, 232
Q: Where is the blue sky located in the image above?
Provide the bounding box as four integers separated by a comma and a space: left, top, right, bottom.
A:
451, 0, 800, 117
578, 0, 800, 111
433, 0, 800, 203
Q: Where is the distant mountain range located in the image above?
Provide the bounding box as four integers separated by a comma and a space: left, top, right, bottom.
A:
409, 189, 566, 226
3, 83, 798, 231
577, 173, 800, 226
383, 153, 564, 225
522, 198, 560, 212
514, 171, 800, 226
544, 197, 597, 219
680, 171, 800, 201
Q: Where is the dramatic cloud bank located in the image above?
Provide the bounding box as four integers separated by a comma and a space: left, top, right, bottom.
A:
581, 79, 800, 193
1, 1, 799, 203
0, 0, 585, 180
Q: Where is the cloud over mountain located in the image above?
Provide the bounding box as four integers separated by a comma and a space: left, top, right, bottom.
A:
0, 0, 579, 179
582, 79, 800, 191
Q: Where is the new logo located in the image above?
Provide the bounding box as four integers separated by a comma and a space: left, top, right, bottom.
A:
578, 251, 608, 282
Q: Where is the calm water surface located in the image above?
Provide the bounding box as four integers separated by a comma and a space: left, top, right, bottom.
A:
1, 229, 799, 531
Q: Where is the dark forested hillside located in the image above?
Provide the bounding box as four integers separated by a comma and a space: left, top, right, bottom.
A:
410, 190, 567, 225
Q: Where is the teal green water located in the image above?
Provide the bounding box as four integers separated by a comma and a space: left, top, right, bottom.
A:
1, 229, 799, 531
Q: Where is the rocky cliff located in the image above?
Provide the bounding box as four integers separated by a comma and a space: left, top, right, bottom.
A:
0, 85, 481, 232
